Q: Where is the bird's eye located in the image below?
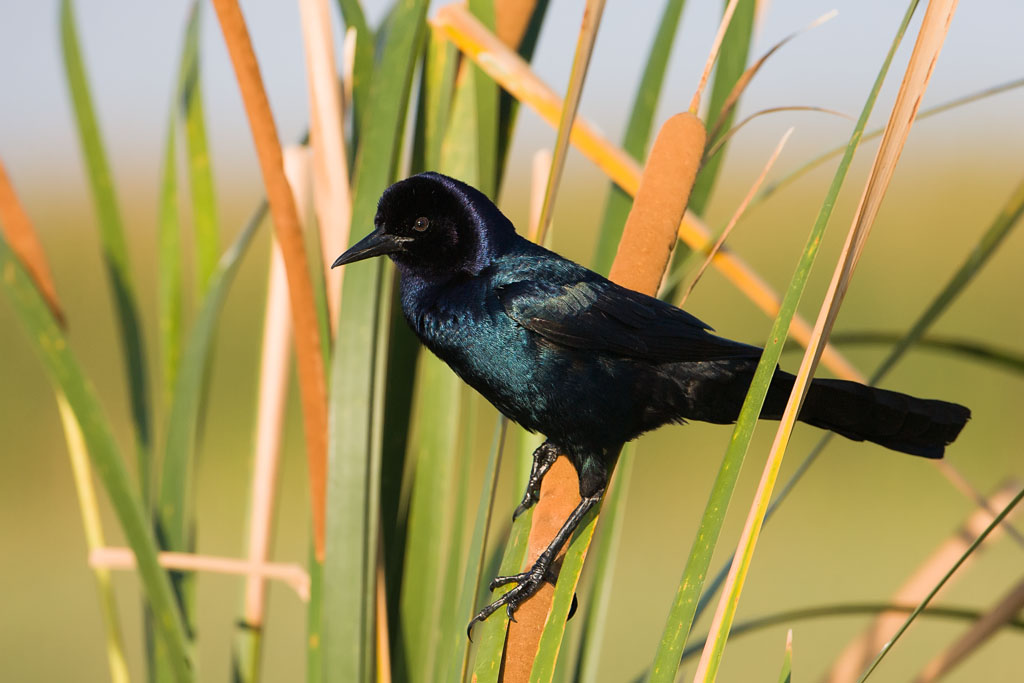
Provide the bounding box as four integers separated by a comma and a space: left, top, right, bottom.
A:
413, 217, 430, 232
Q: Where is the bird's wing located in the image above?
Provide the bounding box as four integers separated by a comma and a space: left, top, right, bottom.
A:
495, 274, 761, 362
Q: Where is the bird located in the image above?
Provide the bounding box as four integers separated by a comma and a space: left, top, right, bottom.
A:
331, 171, 971, 633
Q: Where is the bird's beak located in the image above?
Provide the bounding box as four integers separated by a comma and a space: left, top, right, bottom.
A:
331, 229, 405, 268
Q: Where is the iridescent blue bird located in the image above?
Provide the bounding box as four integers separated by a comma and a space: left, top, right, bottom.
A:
332, 172, 970, 632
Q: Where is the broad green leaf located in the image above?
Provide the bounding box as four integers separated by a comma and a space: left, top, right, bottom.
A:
323, 1, 428, 681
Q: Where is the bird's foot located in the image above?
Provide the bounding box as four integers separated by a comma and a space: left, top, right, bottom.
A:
467, 560, 554, 638
513, 441, 560, 520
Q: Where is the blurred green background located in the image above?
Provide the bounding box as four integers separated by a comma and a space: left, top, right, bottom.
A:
2, 1, 1023, 681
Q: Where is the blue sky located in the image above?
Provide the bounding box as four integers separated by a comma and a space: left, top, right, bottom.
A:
1, 1, 1021, 196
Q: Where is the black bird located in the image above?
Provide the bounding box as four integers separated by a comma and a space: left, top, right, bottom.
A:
332, 171, 970, 631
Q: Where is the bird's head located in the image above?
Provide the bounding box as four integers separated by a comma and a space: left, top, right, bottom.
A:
331, 172, 516, 278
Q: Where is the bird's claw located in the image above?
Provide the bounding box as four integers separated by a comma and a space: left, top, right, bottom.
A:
466, 567, 549, 639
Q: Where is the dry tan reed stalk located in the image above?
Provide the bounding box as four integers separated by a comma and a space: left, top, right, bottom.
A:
914, 575, 1024, 682
240, 146, 307, 631
694, 3, 960, 678
430, 3, 861, 381
826, 482, 1020, 682
90, 547, 311, 600
528, 148, 551, 242
298, 0, 351, 332
0, 157, 64, 323
210, 0, 329, 560
680, 128, 793, 306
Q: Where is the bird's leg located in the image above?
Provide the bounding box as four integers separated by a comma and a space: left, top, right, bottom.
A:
513, 440, 560, 520
468, 488, 604, 636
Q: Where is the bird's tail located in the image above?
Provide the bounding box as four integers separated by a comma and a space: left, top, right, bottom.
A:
760, 371, 970, 458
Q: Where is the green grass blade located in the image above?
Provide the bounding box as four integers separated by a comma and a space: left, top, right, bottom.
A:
57, 393, 131, 683
445, 417, 507, 683
60, 0, 152, 491
157, 205, 265, 554
468, 0, 498, 196
412, 29, 457, 173
687, 171, 1024, 636
307, 551, 324, 683
591, 0, 689, 274
857, 487, 1024, 682
179, 1, 221, 298
574, 444, 635, 682
813, 332, 1024, 374
660, 0, 755, 300
471, 512, 534, 683
495, 0, 551, 188
158, 106, 183, 425
528, 504, 601, 683
687, 0, 754, 214
334, 0, 375, 155
679, 602, 1024, 663
395, 356, 462, 681
322, 2, 428, 680
0, 236, 193, 682
647, 4, 920, 679
777, 631, 792, 683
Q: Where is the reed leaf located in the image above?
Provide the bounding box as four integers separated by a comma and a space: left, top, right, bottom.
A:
59, 0, 152, 492
857, 487, 1024, 682
180, 1, 220, 298
156, 201, 265, 556
0, 234, 193, 681
323, 1, 428, 680
777, 631, 792, 683
158, 103, 184, 424
592, 0, 689, 275
647, 3, 921, 679
660, 0, 755, 301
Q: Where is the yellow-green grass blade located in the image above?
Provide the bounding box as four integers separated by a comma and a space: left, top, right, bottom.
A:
60, 0, 152, 491
323, 1, 428, 680
155, 204, 265, 646
528, 504, 601, 683
57, 393, 131, 683
412, 29, 457, 174
444, 417, 508, 683
0, 235, 193, 681
179, 1, 221, 298
471, 511, 534, 682
777, 631, 792, 683
468, 0, 498, 196
573, 444, 636, 682
857, 487, 1024, 682
307, 549, 324, 683
333, 0, 374, 154
647, 3, 921, 679
591, 0, 689, 275
687, 171, 1024, 635
809, 332, 1024, 374
686, 0, 754, 214
660, 0, 755, 301
495, 0, 552, 188
680, 603, 1024, 663
158, 104, 183, 430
